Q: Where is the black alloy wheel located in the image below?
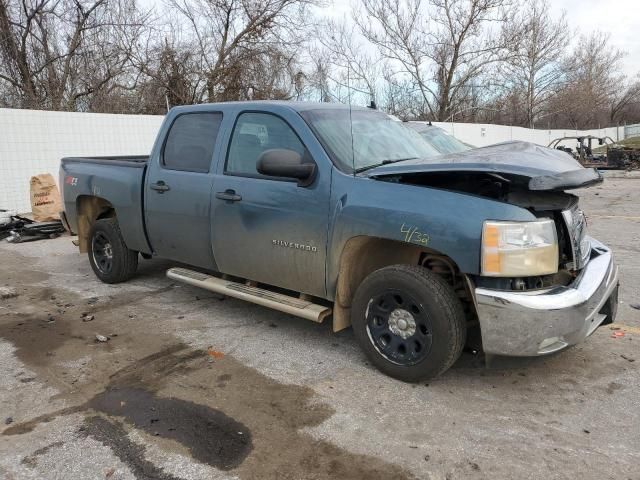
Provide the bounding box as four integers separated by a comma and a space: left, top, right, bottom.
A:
366, 290, 433, 366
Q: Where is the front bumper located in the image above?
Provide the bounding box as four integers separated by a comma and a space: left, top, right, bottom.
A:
475, 236, 619, 356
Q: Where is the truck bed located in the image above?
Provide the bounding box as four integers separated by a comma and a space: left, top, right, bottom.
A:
61, 156, 149, 167
60, 155, 151, 254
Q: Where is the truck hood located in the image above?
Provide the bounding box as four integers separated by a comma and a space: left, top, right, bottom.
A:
364, 141, 602, 191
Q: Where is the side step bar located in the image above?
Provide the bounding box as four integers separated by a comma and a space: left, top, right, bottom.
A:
167, 267, 332, 323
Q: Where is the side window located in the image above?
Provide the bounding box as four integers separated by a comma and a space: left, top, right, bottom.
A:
226, 112, 306, 176
163, 113, 222, 172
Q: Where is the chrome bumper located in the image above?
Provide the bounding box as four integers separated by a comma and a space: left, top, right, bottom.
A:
475, 237, 619, 356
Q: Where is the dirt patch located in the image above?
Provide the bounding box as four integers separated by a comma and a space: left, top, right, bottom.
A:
4, 343, 417, 479
0, 248, 418, 480
20, 441, 64, 467
606, 381, 623, 394
88, 387, 252, 470
81, 416, 183, 480
0, 312, 74, 366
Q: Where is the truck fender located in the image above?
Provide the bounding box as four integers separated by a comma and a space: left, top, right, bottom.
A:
332, 236, 474, 332
75, 195, 115, 253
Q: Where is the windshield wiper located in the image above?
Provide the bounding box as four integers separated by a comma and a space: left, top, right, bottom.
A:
354, 157, 418, 173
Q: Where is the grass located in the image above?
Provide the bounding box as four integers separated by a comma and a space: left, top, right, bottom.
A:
593, 136, 640, 153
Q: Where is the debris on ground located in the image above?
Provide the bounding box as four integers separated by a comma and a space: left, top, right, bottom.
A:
81, 313, 95, 322
0, 287, 18, 299
5, 417, 13, 425
207, 347, 225, 359
1, 214, 65, 243
95, 334, 109, 343
621, 354, 635, 362
629, 303, 640, 310
611, 331, 625, 339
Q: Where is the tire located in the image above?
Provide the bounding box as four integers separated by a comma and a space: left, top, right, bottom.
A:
351, 264, 466, 382
88, 218, 138, 284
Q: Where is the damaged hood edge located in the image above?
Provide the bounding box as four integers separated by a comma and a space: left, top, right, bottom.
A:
364, 141, 604, 191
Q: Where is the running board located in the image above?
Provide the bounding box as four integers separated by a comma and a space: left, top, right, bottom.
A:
167, 267, 332, 323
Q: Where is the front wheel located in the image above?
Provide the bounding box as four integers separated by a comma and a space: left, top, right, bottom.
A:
351, 265, 466, 382
88, 218, 138, 284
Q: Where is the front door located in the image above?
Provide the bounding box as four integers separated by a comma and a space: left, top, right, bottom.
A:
144, 112, 222, 269
211, 111, 330, 297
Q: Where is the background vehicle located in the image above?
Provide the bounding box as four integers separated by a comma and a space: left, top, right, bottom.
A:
406, 122, 472, 154
548, 135, 640, 169
60, 101, 618, 381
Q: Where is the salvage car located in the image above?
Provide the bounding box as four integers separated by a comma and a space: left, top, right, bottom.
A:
548, 135, 640, 169
59, 101, 619, 381
406, 121, 472, 154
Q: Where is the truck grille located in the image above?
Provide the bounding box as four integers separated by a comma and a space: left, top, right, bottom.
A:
562, 205, 590, 270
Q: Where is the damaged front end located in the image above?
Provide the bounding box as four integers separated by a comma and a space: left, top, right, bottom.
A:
365, 141, 618, 356
365, 142, 601, 290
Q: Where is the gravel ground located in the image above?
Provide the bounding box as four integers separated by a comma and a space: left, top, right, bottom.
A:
0, 178, 639, 480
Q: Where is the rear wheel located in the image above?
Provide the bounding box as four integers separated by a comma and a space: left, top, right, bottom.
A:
88, 218, 138, 284
351, 264, 466, 382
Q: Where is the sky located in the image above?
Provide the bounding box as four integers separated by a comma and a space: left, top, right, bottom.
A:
547, 0, 639, 76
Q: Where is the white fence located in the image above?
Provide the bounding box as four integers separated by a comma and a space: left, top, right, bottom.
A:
0, 107, 630, 213
0, 108, 163, 213
624, 123, 640, 139
432, 122, 625, 148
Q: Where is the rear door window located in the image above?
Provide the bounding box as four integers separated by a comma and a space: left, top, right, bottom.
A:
163, 113, 222, 172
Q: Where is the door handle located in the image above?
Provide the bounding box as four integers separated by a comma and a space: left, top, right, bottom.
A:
150, 181, 170, 193
215, 189, 242, 202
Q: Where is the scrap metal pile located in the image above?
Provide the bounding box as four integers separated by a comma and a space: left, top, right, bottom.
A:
0, 210, 65, 243
548, 136, 640, 170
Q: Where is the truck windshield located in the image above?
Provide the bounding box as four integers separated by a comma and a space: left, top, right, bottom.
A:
300, 108, 440, 173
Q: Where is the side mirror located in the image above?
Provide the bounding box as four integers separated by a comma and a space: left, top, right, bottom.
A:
257, 149, 316, 186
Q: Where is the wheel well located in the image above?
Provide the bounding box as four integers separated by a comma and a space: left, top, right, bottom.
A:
76, 196, 116, 253
332, 236, 476, 332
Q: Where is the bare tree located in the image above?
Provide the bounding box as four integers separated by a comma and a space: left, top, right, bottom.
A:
296, 47, 338, 102
501, 0, 568, 127
314, 18, 381, 104
357, 0, 511, 121
429, 0, 512, 120
0, 0, 150, 111
609, 76, 640, 124
131, 37, 204, 113
545, 32, 625, 129
167, 0, 316, 102
355, 0, 433, 117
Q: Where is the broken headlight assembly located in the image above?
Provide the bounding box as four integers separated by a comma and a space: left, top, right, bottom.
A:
481, 219, 558, 277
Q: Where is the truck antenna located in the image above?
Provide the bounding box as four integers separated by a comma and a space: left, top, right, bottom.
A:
347, 69, 355, 176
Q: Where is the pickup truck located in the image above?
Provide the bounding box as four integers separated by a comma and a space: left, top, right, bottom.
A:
60, 101, 619, 381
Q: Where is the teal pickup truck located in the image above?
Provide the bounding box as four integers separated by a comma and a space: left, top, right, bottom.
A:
60, 101, 619, 381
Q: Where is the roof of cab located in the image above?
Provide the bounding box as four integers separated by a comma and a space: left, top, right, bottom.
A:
169, 100, 372, 114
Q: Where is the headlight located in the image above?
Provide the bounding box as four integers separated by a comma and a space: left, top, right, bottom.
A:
481, 219, 558, 277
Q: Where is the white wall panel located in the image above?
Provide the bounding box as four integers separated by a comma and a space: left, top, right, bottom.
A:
431, 122, 624, 148
0, 108, 163, 213
0, 107, 628, 213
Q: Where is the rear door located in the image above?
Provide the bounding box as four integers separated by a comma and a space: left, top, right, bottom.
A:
211, 108, 331, 297
144, 111, 223, 269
